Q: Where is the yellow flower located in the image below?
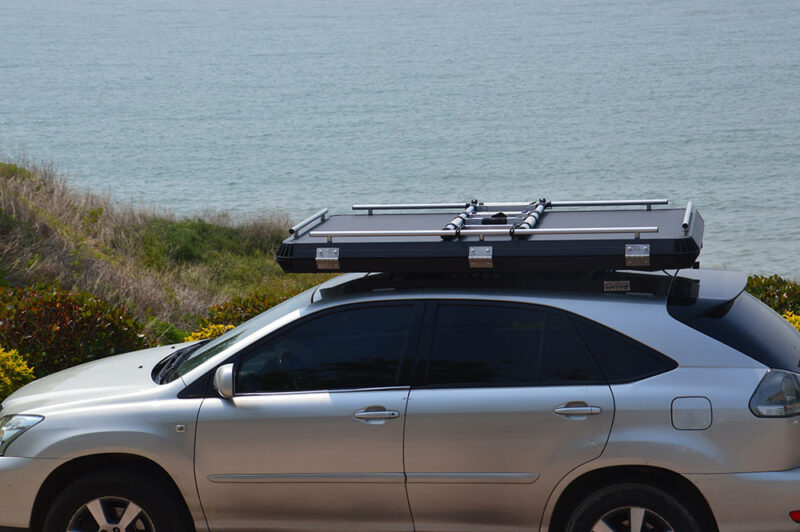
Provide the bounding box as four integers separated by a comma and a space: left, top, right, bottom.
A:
0, 347, 35, 399
784, 311, 800, 332
185, 324, 235, 342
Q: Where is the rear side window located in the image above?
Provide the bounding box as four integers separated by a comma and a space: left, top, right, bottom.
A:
677, 292, 800, 371
570, 317, 677, 384
423, 303, 604, 388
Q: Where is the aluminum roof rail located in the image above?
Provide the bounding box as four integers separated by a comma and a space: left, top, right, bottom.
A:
310, 226, 660, 243
352, 198, 669, 215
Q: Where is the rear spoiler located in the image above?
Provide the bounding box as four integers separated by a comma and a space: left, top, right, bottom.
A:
668, 269, 748, 321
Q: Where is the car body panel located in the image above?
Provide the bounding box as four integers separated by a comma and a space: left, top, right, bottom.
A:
0, 456, 65, 529
603, 367, 800, 473
687, 468, 800, 532
195, 389, 413, 531
2, 378, 207, 531
404, 385, 614, 531
0, 344, 181, 415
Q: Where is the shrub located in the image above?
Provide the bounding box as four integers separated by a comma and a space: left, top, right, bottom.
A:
0, 162, 33, 181
185, 324, 235, 342
746, 275, 800, 316
785, 311, 800, 332
204, 291, 285, 328
0, 347, 35, 400
0, 286, 149, 377
145, 317, 187, 345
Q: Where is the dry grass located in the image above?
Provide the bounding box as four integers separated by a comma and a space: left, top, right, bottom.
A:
0, 160, 320, 332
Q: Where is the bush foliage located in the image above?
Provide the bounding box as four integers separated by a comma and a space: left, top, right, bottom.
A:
0, 347, 35, 400
0, 159, 321, 331
746, 274, 800, 316
203, 291, 284, 328
0, 286, 149, 377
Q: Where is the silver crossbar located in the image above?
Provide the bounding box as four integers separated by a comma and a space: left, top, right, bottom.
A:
550, 199, 668, 210
353, 199, 669, 214
310, 226, 659, 243
353, 203, 470, 211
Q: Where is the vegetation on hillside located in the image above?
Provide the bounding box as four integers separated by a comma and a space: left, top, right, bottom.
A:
0, 160, 321, 335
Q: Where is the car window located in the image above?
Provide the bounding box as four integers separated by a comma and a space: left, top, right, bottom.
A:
570, 316, 677, 383
539, 311, 605, 385
423, 303, 603, 388
170, 288, 313, 380
236, 304, 416, 393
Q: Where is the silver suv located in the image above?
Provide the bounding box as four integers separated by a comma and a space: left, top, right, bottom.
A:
2, 268, 800, 532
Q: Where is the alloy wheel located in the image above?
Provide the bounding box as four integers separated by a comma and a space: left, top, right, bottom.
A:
591, 506, 673, 532
66, 496, 155, 532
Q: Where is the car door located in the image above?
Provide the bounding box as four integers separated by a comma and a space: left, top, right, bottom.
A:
195, 301, 423, 532
404, 301, 615, 532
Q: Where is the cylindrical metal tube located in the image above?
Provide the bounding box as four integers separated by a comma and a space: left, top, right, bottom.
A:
310, 226, 659, 239
289, 208, 329, 236
517, 202, 547, 230
443, 204, 477, 231
352, 203, 470, 210
682, 201, 693, 231
351, 199, 669, 211
548, 199, 669, 207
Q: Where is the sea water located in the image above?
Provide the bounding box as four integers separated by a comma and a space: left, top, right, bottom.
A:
1, 0, 798, 277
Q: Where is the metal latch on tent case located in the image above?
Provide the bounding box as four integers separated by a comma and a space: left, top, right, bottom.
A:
625, 244, 650, 267
469, 246, 493, 268
316, 247, 340, 270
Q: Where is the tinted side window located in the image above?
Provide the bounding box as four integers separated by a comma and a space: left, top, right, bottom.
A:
571, 317, 677, 383
424, 303, 603, 388
236, 304, 415, 393
540, 312, 604, 385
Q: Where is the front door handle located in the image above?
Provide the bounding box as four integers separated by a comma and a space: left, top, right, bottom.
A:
354, 410, 400, 420
553, 404, 603, 417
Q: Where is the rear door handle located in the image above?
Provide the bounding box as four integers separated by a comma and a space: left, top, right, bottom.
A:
354, 410, 400, 420
553, 405, 602, 416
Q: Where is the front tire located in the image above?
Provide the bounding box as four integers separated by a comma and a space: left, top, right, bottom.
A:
565, 483, 702, 532
43, 467, 190, 532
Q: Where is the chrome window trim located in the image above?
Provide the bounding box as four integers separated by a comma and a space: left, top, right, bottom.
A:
233, 385, 411, 397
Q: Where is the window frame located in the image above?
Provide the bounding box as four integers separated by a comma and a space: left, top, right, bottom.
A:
229, 300, 426, 396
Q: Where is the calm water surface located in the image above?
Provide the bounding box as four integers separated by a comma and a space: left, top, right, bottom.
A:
1, 0, 799, 277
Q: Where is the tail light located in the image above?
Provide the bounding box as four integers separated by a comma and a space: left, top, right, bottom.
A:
749, 370, 800, 418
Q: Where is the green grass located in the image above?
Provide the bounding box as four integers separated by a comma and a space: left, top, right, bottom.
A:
135, 217, 275, 268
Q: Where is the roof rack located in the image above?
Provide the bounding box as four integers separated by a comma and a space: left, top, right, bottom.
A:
275, 198, 703, 274
315, 270, 691, 302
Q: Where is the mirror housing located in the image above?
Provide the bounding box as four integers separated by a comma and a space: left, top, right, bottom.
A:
214, 363, 234, 399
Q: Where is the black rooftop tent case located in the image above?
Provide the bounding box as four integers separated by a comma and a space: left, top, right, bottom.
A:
275, 199, 704, 273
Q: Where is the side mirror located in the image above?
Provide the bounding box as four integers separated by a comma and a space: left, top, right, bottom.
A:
213, 363, 234, 399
